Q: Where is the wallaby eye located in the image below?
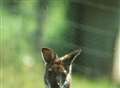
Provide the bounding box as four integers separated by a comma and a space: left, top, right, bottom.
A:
63, 70, 67, 74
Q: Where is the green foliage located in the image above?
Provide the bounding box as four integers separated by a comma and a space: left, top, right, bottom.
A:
0, 0, 119, 88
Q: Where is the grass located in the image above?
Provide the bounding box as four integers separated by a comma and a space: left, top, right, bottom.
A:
1, 63, 118, 88
72, 75, 117, 88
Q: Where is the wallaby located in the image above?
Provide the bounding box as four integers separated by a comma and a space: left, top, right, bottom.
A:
41, 48, 81, 88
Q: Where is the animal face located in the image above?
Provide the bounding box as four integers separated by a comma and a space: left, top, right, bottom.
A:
41, 48, 81, 88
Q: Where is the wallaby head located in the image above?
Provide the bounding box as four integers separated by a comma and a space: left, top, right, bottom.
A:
41, 48, 81, 88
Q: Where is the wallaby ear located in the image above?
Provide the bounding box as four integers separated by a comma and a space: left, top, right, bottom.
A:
41, 48, 58, 64
61, 49, 82, 65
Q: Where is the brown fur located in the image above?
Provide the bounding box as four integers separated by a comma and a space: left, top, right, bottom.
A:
41, 48, 81, 88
